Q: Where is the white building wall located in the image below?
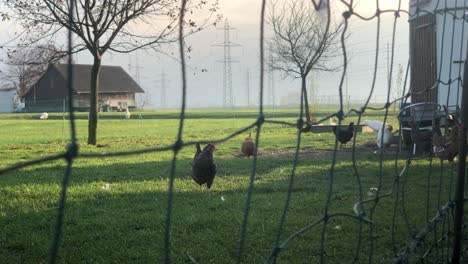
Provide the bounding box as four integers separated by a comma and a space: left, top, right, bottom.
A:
437, 8, 468, 110
0, 89, 16, 113
409, 0, 464, 14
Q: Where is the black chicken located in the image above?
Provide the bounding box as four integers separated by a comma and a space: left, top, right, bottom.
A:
409, 121, 433, 154
194, 143, 202, 158
333, 122, 355, 149
191, 143, 217, 192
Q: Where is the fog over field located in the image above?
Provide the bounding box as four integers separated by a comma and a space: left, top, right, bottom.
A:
0, 0, 410, 109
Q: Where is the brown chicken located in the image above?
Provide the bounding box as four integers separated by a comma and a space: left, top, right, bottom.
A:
191, 143, 217, 191
241, 132, 256, 157
333, 122, 355, 149
432, 122, 460, 162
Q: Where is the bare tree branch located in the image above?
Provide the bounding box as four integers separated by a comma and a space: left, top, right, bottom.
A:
1, 45, 67, 97
3, 0, 221, 145
267, 0, 344, 123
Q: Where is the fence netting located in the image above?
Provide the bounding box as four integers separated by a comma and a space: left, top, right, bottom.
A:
1, 0, 468, 263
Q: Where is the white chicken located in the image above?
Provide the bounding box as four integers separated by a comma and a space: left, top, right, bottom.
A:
125, 108, 131, 119
328, 118, 336, 126
364, 120, 393, 148
40, 112, 49, 120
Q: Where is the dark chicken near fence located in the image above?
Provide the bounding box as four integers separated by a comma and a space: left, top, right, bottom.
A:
333, 122, 355, 148
409, 121, 433, 153
194, 142, 202, 158
191, 143, 217, 191
241, 132, 256, 157
432, 120, 460, 162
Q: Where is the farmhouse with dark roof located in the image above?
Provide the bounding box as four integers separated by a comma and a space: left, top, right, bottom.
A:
22, 64, 144, 111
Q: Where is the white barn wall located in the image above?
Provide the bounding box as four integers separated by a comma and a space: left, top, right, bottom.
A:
409, 0, 468, 110
409, 0, 465, 14
0, 89, 16, 113
437, 8, 468, 109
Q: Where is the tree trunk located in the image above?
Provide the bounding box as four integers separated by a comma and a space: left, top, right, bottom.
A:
88, 55, 101, 145
301, 76, 312, 123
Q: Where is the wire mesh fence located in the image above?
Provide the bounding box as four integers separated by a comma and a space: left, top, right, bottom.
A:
1, 0, 468, 263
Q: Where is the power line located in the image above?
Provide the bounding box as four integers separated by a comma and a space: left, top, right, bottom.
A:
127, 52, 144, 85
212, 19, 242, 109
154, 69, 170, 109
246, 69, 251, 107
268, 44, 276, 109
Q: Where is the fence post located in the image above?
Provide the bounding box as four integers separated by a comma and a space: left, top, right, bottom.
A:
451, 42, 468, 264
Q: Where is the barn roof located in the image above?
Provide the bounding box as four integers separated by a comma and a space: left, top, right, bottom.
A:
0, 87, 16, 92
53, 64, 144, 94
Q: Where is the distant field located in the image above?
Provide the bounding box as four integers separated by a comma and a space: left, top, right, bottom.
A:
0, 109, 456, 263
0, 105, 396, 120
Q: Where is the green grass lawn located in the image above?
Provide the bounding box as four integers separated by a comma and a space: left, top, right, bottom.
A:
0, 109, 458, 263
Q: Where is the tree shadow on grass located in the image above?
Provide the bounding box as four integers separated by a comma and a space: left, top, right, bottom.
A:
0, 153, 355, 263
0, 152, 457, 263
1, 151, 341, 186
1, 175, 332, 263
0, 179, 381, 263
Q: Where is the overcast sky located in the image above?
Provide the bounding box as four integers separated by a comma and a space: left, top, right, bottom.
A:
0, 0, 411, 109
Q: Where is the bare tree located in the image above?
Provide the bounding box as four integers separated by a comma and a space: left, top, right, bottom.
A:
268, 0, 342, 124
2, 45, 66, 97
4, 0, 220, 145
